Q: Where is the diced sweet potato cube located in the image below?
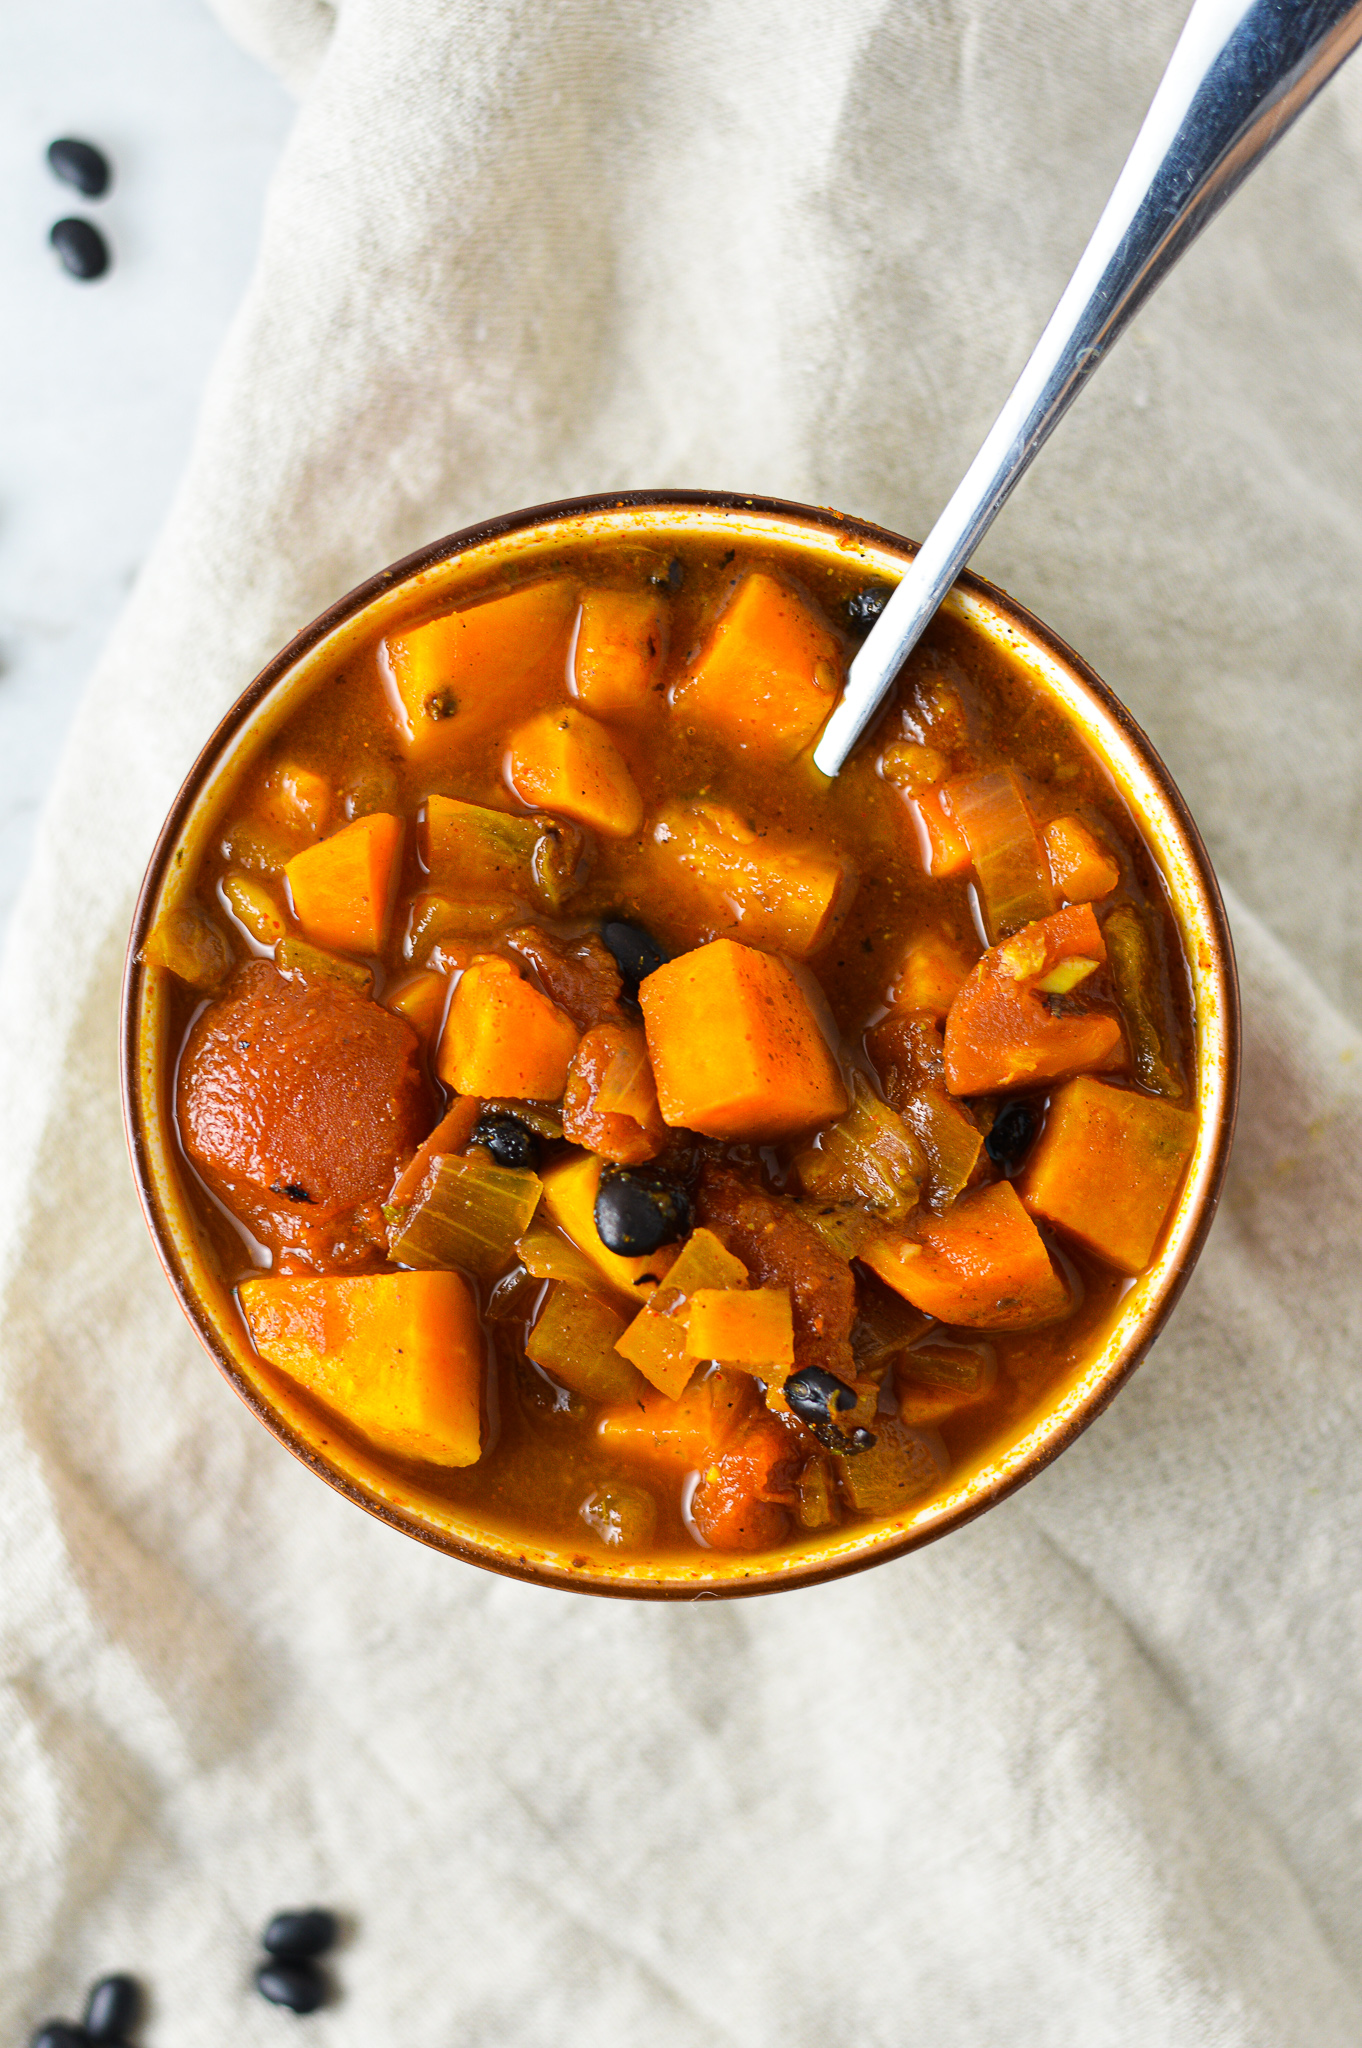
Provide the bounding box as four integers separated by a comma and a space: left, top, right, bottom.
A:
437, 956, 579, 1100
908, 786, 971, 877
596, 1368, 756, 1469
645, 802, 850, 959
239, 1270, 483, 1466
861, 1182, 1069, 1330
285, 812, 405, 955
382, 580, 577, 764
890, 931, 976, 1018
1017, 1075, 1197, 1274
672, 572, 840, 761
613, 1300, 693, 1398
572, 589, 667, 714
640, 939, 848, 1141
944, 903, 1124, 1096
1044, 815, 1121, 903
505, 707, 643, 838
540, 1150, 678, 1307
685, 1289, 795, 1370
386, 970, 448, 1042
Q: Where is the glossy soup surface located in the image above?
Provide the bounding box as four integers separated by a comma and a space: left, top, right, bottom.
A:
149, 530, 1198, 1570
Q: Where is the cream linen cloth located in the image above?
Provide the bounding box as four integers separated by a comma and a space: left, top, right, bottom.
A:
5, 1, 1362, 2040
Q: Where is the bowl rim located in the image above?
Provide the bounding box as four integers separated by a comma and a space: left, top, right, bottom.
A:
121, 486, 1241, 1598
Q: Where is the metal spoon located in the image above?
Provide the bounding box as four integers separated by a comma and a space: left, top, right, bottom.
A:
814, 0, 1362, 776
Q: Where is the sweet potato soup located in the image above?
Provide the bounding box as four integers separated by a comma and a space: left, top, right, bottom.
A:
143, 534, 1198, 1566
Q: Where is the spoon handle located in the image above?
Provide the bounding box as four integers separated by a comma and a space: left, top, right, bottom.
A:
814, 0, 1362, 776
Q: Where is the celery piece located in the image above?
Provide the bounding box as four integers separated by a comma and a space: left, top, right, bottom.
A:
516, 1218, 602, 1292
404, 892, 518, 960
794, 1074, 924, 1220
482, 1098, 564, 1141
799, 1202, 881, 1261
531, 820, 589, 912
851, 1287, 930, 1372
898, 1342, 994, 1396
425, 794, 540, 890
1103, 902, 1187, 1100
485, 1264, 543, 1322
1034, 956, 1099, 996
795, 1456, 839, 1531
389, 1152, 543, 1279
221, 871, 288, 947
276, 935, 374, 995
661, 1227, 750, 1303
946, 770, 1056, 940
613, 1229, 750, 1399
833, 1418, 944, 1516
140, 906, 233, 990
220, 815, 298, 875
897, 1086, 983, 1212
526, 1282, 643, 1404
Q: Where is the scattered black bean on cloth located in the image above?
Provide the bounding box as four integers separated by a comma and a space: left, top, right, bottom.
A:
594, 1167, 691, 1256
256, 1960, 328, 2015
46, 137, 112, 198
50, 217, 110, 282
83, 1973, 141, 2041
262, 1907, 339, 1961
29, 2024, 90, 2048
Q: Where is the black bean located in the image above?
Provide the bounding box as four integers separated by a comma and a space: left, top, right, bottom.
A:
47, 138, 111, 198
471, 1111, 539, 1171
600, 920, 667, 997
29, 2025, 88, 2048
263, 1906, 339, 1959
843, 585, 894, 637
650, 557, 684, 591
985, 1098, 1040, 1170
256, 1960, 327, 2013
784, 1368, 876, 1453
784, 1365, 858, 1429
50, 218, 110, 281
83, 1976, 141, 2041
594, 1169, 690, 1256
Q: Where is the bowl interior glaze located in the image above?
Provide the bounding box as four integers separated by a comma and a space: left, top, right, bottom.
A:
122, 491, 1239, 1597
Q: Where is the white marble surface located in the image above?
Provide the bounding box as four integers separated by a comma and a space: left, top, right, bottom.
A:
0, 0, 293, 945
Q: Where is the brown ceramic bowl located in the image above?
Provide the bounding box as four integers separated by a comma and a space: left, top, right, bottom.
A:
122, 490, 1239, 1597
